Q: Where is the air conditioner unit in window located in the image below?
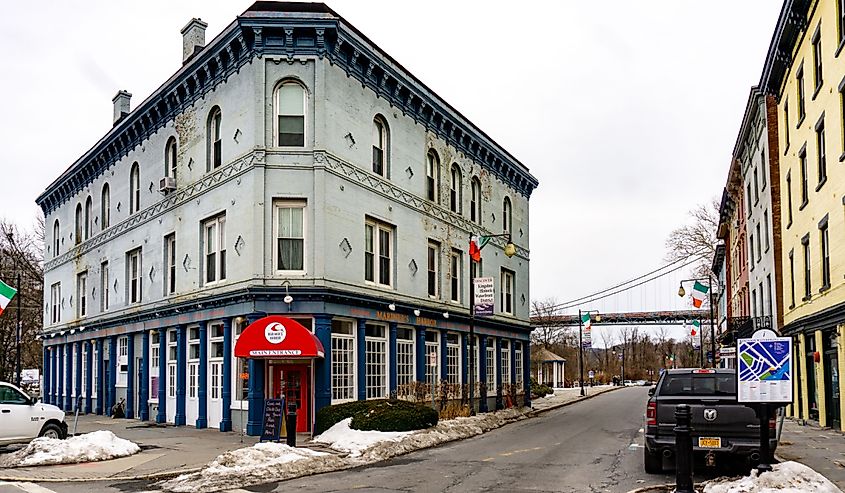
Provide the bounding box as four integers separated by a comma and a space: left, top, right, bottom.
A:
159, 176, 176, 193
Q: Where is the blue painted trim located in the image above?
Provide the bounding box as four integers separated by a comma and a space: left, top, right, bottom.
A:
175, 325, 186, 426
246, 359, 265, 436
157, 328, 167, 423
126, 334, 135, 419
85, 342, 93, 414
75, 342, 82, 412
65, 344, 73, 411
478, 337, 488, 412
495, 337, 503, 410
356, 319, 366, 401
314, 314, 332, 413
108, 335, 117, 415
42, 347, 50, 405
388, 322, 397, 396
220, 318, 233, 432
416, 328, 426, 383
523, 340, 531, 408
461, 333, 468, 387
196, 321, 208, 429
140, 331, 149, 421
95, 339, 104, 415
57, 345, 64, 411
439, 331, 448, 383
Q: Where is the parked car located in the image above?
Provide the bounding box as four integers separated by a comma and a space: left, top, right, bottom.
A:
0, 381, 67, 446
643, 368, 776, 473
623, 380, 635, 386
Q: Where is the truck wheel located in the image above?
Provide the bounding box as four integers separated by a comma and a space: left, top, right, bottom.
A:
38, 423, 63, 440
644, 448, 662, 474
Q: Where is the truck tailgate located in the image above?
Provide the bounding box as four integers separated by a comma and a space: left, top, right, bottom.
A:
656, 397, 760, 438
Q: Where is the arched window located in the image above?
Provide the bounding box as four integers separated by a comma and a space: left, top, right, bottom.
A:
275, 81, 305, 147
372, 116, 389, 177
53, 219, 60, 257
470, 177, 482, 224
101, 183, 110, 229
129, 162, 140, 214
84, 196, 92, 240
426, 150, 440, 203
503, 197, 512, 234
165, 136, 177, 179
74, 203, 83, 245
450, 164, 462, 214
207, 107, 222, 170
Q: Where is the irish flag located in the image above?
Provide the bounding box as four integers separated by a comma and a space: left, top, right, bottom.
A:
0, 279, 17, 316
690, 320, 700, 337
581, 312, 592, 348
469, 235, 490, 262
691, 281, 709, 308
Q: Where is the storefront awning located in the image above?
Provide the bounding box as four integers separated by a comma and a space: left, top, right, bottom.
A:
234, 316, 325, 358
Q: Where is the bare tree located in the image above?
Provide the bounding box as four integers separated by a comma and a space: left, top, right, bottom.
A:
530, 298, 568, 349
664, 198, 720, 280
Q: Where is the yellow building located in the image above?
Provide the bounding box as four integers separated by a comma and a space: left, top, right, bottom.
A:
762, 0, 845, 430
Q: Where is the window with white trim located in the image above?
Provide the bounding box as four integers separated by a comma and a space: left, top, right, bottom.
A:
117, 336, 128, 387
207, 107, 222, 170
372, 116, 389, 177
470, 177, 481, 225
164, 234, 176, 295
450, 249, 462, 303
365, 323, 387, 399
365, 219, 393, 287
210, 323, 224, 401
275, 81, 306, 147
81, 343, 88, 397
500, 339, 511, 385
129, 162, 140, 214
165, 136, 178, 180
74, 203, 82, 245
501, 269, 515, 315
100, 261, 109, 312
446, 333, 461, 386
168, 330, 177, 399
203, 214, 227, 284
396, 327, 414, 391
233, 319, 249, 403
450, 164, 462, 214
486, 339, 496, 393
50, 282, 61, 324
91, 342, 98, 397
150, 332, 159, 403
425, 330, 440, 391
426, 150, 440, 203
52, 219, 60, 257
503, 197, 512, 234
331, 319, 355, 403
101, 184, 110, 230
71, 349, 77, 399
275, 201, 305, 272
127, 248, 142, 304
188, 327, 199, 399
76, 271, 87, 318
84, 196, 92, 241
514, 341, 523, 391
427, 241, 440, 298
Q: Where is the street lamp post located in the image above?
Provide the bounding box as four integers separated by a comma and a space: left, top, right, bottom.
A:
678, 277, 716, 368
577, 309, 600, 396
468, 233, 516, 414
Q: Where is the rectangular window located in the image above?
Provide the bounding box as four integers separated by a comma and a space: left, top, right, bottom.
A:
749, 233, 755, 270
799, 148, 808, 206
203, 214, 226, 284
425, 331, 440, 392
127, 248, 142, 304
76, 271, 87, 318
803, 236, 811, 299
188, 328, 199, 399
450, 249, 462, 303
751, 289, 757, 318
364, 219, 393, 287
164, 234, 176, 295
797, 65, 806, 121
756, 223, 762, 262
168, 330, 177, 399
821, 222, 831, 289
515, 342, 523, 391
753, 168, 760, 204
759, 282, 765, 319
747, 183, 753, 217
500, 340, 511, 385
501, 269, 515, 315
764, 211, 770, 251
446, 333, 460, 386
396, 327, 415, 393
117, 336, 128, 387
786, 172, 793, 226
486, 340, 496, 393
189, 364, 197, 399
789, 250, 796, 308
277, 85, 305, 147
817, 119, 827, 185
275, 201, 305, 271
150, 332, 159, 402
81, 343, 88, 397
365, 323, 387, 399
233, 320, 249, 402
92, 343, 98, 397
761, 150, 767, 190
100, 262, 109, 311
813, 30, 823, 91
331, 320, 355, 403
427, 241, 440, 298
210, 362, 221, 400
784, 98, 791, 149
210, 324, 223, 401
51, 282, 61, 324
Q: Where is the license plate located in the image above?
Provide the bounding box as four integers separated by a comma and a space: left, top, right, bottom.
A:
698, 437, 721, 448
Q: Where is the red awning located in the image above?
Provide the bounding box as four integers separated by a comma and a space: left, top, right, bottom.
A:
234, 316, 325, 359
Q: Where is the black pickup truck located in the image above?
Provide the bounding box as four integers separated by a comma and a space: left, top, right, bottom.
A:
643, 368, 777, 473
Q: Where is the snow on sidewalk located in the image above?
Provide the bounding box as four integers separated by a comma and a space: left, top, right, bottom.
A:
0, 430, 140, 468
312, 418, 412, 457
703, 461, 842, 493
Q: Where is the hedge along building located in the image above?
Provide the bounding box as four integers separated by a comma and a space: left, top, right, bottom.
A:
35, 2, 539, 435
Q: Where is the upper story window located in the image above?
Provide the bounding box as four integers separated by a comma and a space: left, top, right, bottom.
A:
501, 268, 514, 315
207, 107, 222, 171
74, 203, 82, 245
427, 241, 440, 298
450, 165, 462, 214
816, 117, 827, 186
84, 196, 92, 241
203, 214, 227, 285
101, 184, 110, 230
127, 248, 142, 304
470, 177, 482, 225
812, 29, 823, 92
799, 147, 808, 207
165, 136, 177, 180
275, 200, 305, 272
129, 162, 140, 215
76, 271, 87, 318
784, 98, 791, 150
50, 282, 61, 324
503, 197, 513, 234
164, 233, 176, 296
426, 150, 440, 203
372, 116, 389, 177
52, 219, 59, 257
839, 0, 845, 45
797, 65, 806, 121
275, 81, 305, 147
365, 218, 393, 288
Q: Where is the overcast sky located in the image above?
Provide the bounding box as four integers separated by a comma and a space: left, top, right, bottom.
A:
0, 1, 783, 345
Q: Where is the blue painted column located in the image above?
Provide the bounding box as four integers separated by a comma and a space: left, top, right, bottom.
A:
495, 338, 503, 410
479, 336, 488, 412
440, 331, 448, 383
196, 321, 208, 429
356, 319, 367, 401
47, 347, 54, 405
140, 331, 149, 421
388, 322, 398, 397
246, 358, 265, 436
220, 318, 233, 432
95, 338, 104, 415
156, 328, 167, 423
42, 347, 50, 405
415, 328, 427, 383
175, 325, 186, 426
108, 335, 117, 415
57, 345, 64, 411
523, 340, 531, 408
313, 315, 332, 415
74, 342, 82, 412
65, 343, 73, 411
126, 333, 135, 419
85, 341, 93, 414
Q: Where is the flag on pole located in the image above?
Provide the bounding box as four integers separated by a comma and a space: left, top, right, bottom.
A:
0, 279, 18, 317
581, 313, 592, 348
691, 281, 709, 308
690, 320, 700, 337
469, 235, 490, 262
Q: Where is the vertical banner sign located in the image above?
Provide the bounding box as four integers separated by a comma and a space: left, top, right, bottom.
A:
737, 335, 793, 403
473, 277, 494, 316
581, 313, 592, 349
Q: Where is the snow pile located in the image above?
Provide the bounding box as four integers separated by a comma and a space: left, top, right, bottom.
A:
703, 461, 842, 493
160, 442, 344, 493
0, 430, 140, 467
313, 418, 412, 457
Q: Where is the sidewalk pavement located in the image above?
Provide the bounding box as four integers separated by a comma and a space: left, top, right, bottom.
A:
776, 417, 845, 490
0, 386, 620, 482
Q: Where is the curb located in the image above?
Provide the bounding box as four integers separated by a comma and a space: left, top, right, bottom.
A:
527, 386, 623, 417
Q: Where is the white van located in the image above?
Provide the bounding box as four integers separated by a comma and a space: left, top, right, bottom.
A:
0, 381, 67, 446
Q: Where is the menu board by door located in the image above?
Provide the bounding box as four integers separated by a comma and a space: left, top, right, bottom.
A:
259, 397, 286, 442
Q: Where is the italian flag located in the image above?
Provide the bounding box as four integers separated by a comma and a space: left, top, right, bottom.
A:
469, 235, 490, 262
691, 320, 700, 337
0, 279, 17, 316
581, 312, 592, 330
691, 281, 709, 308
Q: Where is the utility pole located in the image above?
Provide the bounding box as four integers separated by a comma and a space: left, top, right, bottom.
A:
16, 273, 21, 388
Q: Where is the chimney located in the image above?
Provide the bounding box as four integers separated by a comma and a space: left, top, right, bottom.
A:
112, 90, 132, 125
181, 18, 208, 64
